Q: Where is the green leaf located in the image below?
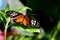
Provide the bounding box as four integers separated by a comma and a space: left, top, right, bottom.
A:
0, 14, 4, 22
13, 26, 40, 33
7, 35, 13, 40
25, 28, 40, 33
57, 21, 60, 30
0, 10, 7, 24
0, 10, 5, 13
19, 36, 25, 40
0, 13, 6, 24
12, 23, 40, 33
21, 38, 31, 40
5, 4, 10, 12
0, 10, 7, 19
16, 6, 32, 13
14, 36, 19, 40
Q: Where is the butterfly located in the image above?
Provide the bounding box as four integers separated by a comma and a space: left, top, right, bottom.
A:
6, 11, 40, 28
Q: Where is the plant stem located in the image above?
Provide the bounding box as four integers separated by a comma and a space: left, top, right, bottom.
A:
51, 30, 57, 40
51, 21, 60, 40
49, 27, 56, 39
52, 30, 57, 38
49, 21, 59, 40
4, 17, 10, 40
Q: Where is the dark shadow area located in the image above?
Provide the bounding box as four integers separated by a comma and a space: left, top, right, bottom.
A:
20, 0, 60, 32
0, 22, 4, 30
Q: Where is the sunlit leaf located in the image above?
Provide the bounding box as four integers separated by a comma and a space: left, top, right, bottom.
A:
16, 6, 32, 13
13, 26, 40, 33
25, 28, 40, 33
57, 21, 60, 30
5, 4, 10, 12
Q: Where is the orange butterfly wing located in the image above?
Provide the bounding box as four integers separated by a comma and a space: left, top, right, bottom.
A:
13, 14, 30, 27
14, 14, 24, 23
23, 16, 30, 26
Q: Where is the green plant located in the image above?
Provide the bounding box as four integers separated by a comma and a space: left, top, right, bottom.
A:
0, 4, 40, 40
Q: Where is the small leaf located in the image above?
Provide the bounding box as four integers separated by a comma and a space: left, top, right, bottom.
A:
19, 36, 25, 40
0, 10, 7, 18
7, 35, 13, 40
0, 14, 6, 24
57, 21, 60, 30
14, 36, 19, 40
0, 14, 3, 22
16, 6, 32, 13
5, 4, 10, 12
